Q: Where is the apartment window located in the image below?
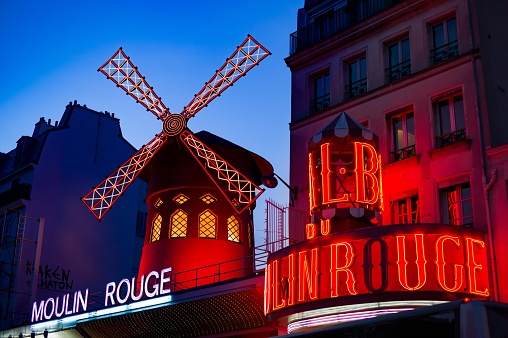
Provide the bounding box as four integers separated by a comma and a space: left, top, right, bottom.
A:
440, 182, 472, 226
386, 38, 411, 82
345, 56, 367, 99
227, 215, 240, 242
170, 209, 188, 238
199, 210, 217, 239
431, 17, 458, 64
150, 214, 162, 243
314, 10, 334, 42
392, 196, 420, 224
390, 111, 416, 162
311, 72, 330, 113
434, 92, 466, 148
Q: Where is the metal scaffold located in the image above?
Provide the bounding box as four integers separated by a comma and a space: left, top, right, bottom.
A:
0, 210, 44, 330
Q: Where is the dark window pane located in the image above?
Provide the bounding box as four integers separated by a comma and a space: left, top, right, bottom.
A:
447, 18, 457, 42
359, 57, 367, 79
437, 99, 451, 135
453, 95, 465, 130
433, 23, 445, 48
349, 61, 357, 83
389, 43, 399, 67
401, 38, 410, 61
407, 112, 415, 146
393, 116, 403, 150
324, 73, 330, 95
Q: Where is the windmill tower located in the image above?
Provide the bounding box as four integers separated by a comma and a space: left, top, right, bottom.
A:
82, 36, 272, 287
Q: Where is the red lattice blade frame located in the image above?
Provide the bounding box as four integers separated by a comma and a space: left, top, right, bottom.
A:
82, 132, 167, 220
98, 48, 170, 121
181, 35, 271, 119
180, 130, 264, 214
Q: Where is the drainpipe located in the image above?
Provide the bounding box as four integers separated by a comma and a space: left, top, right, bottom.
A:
466, 0, 500, 301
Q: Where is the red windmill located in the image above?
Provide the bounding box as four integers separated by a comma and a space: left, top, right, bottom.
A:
82, 36, 273, 286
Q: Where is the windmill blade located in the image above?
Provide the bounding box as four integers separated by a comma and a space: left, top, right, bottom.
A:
181, 35, 271, 119
82, 132, 167, 220
179, 130, 264, 214
98, 48, 170, 121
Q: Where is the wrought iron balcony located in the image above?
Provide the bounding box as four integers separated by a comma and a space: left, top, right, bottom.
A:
431, 40, 459, 65
311, 93, 331, 113
390, 144, 416, 162
386, 59, 411, 83
436, 128, 466, 148
289, 0, 405, 55
345, 78, 367, 99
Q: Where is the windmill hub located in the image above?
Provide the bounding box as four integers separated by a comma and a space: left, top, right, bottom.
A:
162, 113, 187, 136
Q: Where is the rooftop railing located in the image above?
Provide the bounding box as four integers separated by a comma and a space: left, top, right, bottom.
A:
289, 0, 405, 55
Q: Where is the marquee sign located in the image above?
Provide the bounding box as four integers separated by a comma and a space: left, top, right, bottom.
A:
264, 225, 490, 319
31, 267, 172, 323
309, 141, 382, 213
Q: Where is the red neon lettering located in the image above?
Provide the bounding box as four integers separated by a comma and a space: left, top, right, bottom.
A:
306, 223, 317, 239
271, 259, 285, 310
309, 153, 319, 212
465, 238, 489, 296
435, 236, 464, 292
298, 248, 319, 301
353, 142, 380, 204
287, 254, 296, 306
321, 219, 331, 236
396, 234, 427, 291
330, 242, 358, 296
264, 262, 272, 315
321, 143, 349, 205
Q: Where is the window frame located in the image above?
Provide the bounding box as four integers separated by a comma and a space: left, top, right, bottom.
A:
386, 37, 411, 82
439, 182, 473, 226
389, 109, 416, 162
430, 16, 458, 64
310, 70, 330, 113
392, 195, 420, 224
345, 55, 367, 99
433, 91, 466, 148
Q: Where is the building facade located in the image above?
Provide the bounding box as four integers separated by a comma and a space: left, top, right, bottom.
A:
286, 0, 508, 304
0, 102, 147, 330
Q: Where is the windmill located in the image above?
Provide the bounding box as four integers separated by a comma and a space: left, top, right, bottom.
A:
82, 36, 273, 285
82, 35, 271, 220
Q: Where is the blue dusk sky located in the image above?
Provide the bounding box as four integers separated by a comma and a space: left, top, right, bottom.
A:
0, 1, 303, 241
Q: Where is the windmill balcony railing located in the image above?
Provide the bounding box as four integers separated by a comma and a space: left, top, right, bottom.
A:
436, 128, 466, 148
386, 60, 411, 83
390, 144, 416, 162
345, 78, 367, 99
311, 93, 331, 113
289, 0, 405, 55
431, 40, 459, 65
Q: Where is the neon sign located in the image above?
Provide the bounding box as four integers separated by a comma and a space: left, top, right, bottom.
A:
264, 226, 490, 317
31, 267, 172, 323
309, 142, 383, 214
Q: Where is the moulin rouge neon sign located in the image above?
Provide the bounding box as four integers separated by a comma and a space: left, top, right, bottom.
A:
264, 227, 490, 315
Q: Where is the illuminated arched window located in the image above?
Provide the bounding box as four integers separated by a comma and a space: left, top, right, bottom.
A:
199, 210, 217, 239
227, 215, 240, 242
170, 209, 188, 238
150, 214, 162, 243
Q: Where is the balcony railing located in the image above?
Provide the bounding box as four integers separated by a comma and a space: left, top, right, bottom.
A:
289, 0, 405, 55
386, 59, 411, 83
345, 78, 367, 99
431, 40, 459, 65
436, 128, 466, 148
390, 144, 416, 162
311, 93, 330, 113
